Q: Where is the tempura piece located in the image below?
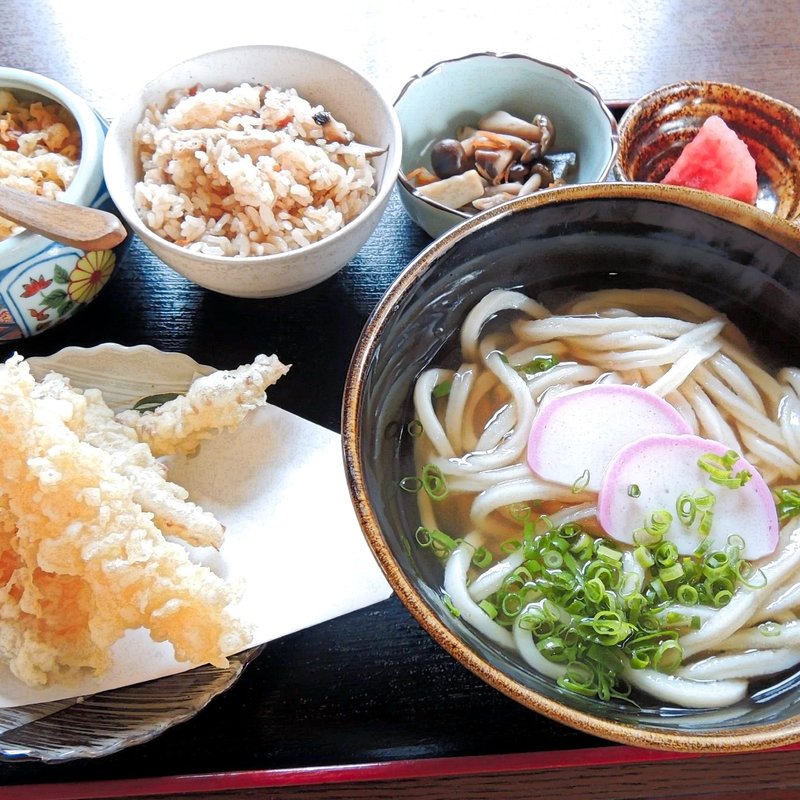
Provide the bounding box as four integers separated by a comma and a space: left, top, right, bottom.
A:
0, 355, 255, 687
116, 353, 289, 456
33, 373, 225, 549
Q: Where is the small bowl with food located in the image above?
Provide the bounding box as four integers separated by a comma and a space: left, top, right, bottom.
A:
343, 180, 800, 751
395, 52, 618, 238
0, 67, 125, 339
615, 80, 800, 221
103, 45, 402, 298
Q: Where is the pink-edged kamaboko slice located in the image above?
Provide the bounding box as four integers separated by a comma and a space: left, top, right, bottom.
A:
597, 433, 779, 559
526, 384, 691, 491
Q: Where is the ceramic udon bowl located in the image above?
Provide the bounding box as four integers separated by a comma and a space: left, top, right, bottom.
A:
342, 181, 800, 752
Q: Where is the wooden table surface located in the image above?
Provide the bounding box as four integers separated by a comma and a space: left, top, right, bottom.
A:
3, 2, 800, 798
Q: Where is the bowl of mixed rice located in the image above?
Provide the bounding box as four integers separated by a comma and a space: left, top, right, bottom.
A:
0, 67, 124, 339
103, 45, 402, 298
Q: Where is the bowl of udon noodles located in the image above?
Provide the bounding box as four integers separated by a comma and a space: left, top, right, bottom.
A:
342, 180, 800, 751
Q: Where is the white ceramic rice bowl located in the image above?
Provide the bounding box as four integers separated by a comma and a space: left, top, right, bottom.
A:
103, 45, 402, 298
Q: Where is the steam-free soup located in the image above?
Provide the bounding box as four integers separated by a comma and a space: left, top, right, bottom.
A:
407, 288, 800, 708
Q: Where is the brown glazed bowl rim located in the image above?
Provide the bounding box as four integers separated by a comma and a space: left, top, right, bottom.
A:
342, 181, 800, 753
618, 78, 800, 137
615, 80, 800, 222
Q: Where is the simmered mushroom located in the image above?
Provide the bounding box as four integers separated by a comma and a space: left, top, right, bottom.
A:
478, 110, 543, 142
405, 107, 576, 214
474, 147, 515, 184
313, 110, 354, 144
523, 162, 555, 192
416, 169, 484, 209
533, 113, 554, 153
430, 139, 473, 179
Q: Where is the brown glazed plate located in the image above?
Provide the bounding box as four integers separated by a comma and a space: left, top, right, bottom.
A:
615, 80, 800, 222
342, 181, 800, 753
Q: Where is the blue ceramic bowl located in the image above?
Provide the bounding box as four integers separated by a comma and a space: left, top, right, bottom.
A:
395, 52, 618, 238
0, 68, 126, 339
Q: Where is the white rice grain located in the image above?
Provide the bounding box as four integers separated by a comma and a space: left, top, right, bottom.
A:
133, 84, 377, 257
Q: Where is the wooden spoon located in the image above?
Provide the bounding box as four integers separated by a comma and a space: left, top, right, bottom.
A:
0, 183, 127, 251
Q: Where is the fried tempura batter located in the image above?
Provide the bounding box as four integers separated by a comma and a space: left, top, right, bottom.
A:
33, 373, 226, 549
0, 352, 287, 688
117, 353, 290, 456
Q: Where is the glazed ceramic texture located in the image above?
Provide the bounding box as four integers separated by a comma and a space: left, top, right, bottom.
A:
394, 52, 618, 238
0, 68, 125, 339
342, 182, 800, 752
103, 45, 402, 299
615, 80, 800, 222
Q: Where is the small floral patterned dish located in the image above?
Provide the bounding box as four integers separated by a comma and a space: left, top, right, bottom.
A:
0, 68, 127, 340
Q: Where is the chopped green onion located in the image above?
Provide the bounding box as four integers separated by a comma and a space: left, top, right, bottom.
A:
406, 419, 424, 438
676, 585, 699, 605
399, 476, 422, 493
697, 450, 751, 488
572, 469, 590, 494
646, 509, 672, 538
634, 545, 655, 569
652, 640, 683, 672
432, 379, 452, 398
428, 510, 765, 705
515, 354, 560, 375
658, 563, 685, 583
654, 541, 679, 567
712, 588, 733, 607
542, 549, 563, 569
697, 509, 715, 536
694, 490, 716, 510
479, 599, 498, 619
758, 621, 781, 637
584, 577, 606, 604
649, 577, 669, 603
735, 563, 767, 590
414, 527, 458, 557
597, 544, 623, 564
561, 550, 580, 575
775, 487, 800, 524
629, 650, 650, 669
627, 483, 641, 498
420, 463, 449, 500
509, 503, 533, 522
442, 593, 461, 617
501, 593, 523, 616
471, 546, 493, 568
676, 492, 696, 525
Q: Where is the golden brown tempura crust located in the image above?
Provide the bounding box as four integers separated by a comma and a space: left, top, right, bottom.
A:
0, 354, 282, 688
33, 373, 226, 549
116, 353, 290, 457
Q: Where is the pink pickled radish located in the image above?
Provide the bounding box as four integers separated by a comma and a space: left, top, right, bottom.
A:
527, 384, 691, 491
597, 433, 779, 559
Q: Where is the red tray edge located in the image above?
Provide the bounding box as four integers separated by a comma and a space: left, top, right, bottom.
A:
7, 742, 800, 800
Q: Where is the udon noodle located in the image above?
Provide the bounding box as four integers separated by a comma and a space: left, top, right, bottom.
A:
408, 288, 800, 708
